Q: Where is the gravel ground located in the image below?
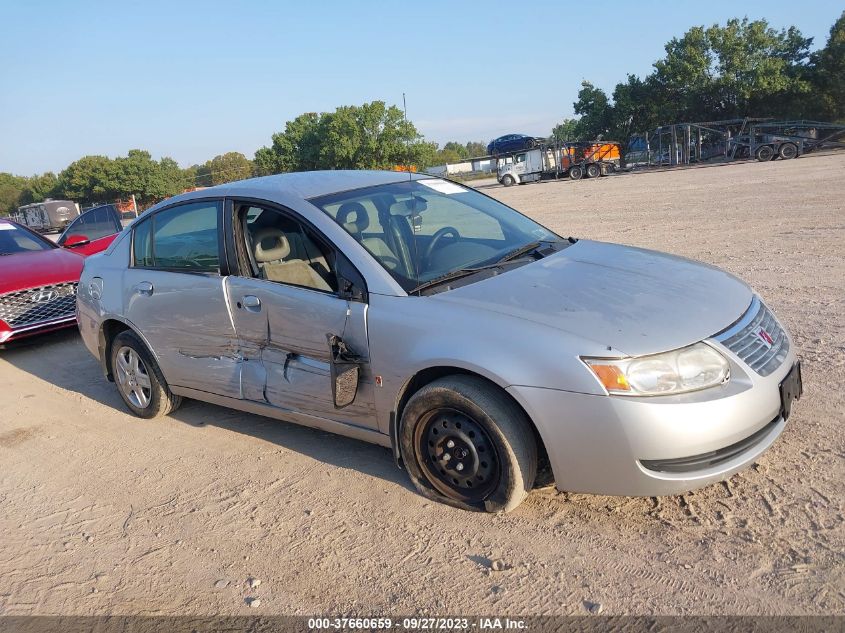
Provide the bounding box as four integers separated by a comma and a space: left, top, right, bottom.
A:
0, 153, 843, 616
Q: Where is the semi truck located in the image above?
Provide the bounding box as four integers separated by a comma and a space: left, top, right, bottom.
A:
497, 142, 621, 186
11, 200, 80, 232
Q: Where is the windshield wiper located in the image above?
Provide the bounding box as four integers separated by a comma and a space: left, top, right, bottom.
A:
410, 241, 557, 294
411, 256, 536, 294
410, 267, 489, 294
496, 240, 548, 264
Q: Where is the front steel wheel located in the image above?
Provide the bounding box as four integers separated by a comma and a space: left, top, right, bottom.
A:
415, 407, 500, 502
400, 375, 537, 513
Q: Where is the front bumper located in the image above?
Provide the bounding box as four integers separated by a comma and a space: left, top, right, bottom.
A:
507, 344, 798, 496
0, 315, 77, 345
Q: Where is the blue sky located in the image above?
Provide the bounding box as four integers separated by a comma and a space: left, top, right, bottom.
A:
1, 0, 841, 175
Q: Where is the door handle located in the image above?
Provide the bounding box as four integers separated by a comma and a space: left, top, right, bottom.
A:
134, 281, 154, 296
240, 295, 261, 312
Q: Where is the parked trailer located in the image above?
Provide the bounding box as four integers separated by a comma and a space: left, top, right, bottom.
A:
11, 200, 80, 232
733, 120, 845, 162
647, 119, 845, 166
497, 142, 621, 186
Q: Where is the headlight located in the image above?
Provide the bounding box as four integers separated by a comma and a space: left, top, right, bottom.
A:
583, 342, 730, 396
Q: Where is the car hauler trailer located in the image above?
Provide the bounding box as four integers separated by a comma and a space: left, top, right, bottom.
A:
649, 119, 845, 166
497, 142, 621, 186
11, 200, 80, 232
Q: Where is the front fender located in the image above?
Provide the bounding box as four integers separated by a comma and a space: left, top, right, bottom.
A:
366, 293, 613, 434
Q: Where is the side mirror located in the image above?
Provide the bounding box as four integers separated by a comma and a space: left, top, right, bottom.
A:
337, 275, 365, 302
64, 234, 91, 248
327, 334, 361, 409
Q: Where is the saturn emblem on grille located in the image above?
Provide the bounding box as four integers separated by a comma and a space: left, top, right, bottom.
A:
755, 326, 774, 349
30, 289, 58, 303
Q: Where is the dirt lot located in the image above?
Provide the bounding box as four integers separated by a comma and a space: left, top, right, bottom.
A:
1, 154, 843, 616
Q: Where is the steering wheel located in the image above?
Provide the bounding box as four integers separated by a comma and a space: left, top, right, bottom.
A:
424, 226, 461, 262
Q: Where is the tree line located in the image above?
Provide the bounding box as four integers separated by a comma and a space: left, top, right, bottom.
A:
2, 12, 842, 215
551, 13, 845, 154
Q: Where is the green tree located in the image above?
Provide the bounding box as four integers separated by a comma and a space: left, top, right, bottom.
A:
111, 150, 161, 204
465, 142, 487, 157
254, 101, 433, 172
58, 155, 115, 203
812, 10, 845, 120
442, 142, 469, 159
703, 18, 813, 118
550, 118, 580, 142
17, 172, 60, 206
206, 152, 253, 185
254, 112, 323, 175
0, 173, 27, 216
566, 16, 820, 159
572, 81, 613, 139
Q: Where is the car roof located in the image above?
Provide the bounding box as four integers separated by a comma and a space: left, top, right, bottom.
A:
153, 170, 429, 211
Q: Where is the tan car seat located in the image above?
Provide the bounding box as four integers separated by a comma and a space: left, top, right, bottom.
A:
253, 227, 331, 291
337, 202, 400, 270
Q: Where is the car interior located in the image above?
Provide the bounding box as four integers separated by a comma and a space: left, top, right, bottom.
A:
241, 206, 337, 293
329, 192, 503, 285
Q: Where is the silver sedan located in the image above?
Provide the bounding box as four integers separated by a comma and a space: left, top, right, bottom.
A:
76, 171, 802, 512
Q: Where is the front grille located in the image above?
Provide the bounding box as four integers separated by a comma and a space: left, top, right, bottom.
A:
641, 416, 780, 474
714, 297, 789, 377
0, 282, 78, 329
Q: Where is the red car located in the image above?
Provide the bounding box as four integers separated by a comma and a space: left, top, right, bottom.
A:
56, 204, 125, 256
0, 210, 122, 344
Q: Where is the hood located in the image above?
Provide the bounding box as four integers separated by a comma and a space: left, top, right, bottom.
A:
433, 240, 752, 356
0, 247, 84, 295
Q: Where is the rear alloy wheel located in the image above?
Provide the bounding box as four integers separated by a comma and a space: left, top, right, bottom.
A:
400, 376, 537, 513
501, 174, 515, 187
755, 145, 775, 162
585, 163, 601, 178
111, 330, 182, 419
778, 142, 798, 160
568, 166, 583, 180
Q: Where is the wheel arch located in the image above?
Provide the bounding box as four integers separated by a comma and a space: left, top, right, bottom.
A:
389, 365, 552, 487
98, 317, 157, 383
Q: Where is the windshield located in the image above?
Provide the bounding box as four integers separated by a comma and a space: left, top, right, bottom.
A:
0, 222, 55, 255
311, 179, 562, 292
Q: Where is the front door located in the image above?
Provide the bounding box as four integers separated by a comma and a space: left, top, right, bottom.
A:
225, 202, 377, 429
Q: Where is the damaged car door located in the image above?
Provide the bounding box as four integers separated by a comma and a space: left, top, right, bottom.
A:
223, 201, 377, 428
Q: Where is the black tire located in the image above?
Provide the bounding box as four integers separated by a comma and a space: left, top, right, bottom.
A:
110, 330, 182, 419
568, 166, 583, 180
399, 375, 538, 513
778, 142, 798, 160
755, 145, 775, 162
526, 138, 536, 149
585, 163, 601, 178
501, 174, 515, 187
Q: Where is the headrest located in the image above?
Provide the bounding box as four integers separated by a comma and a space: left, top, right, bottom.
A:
337, 202, 369, 235
254, 227, 291, 262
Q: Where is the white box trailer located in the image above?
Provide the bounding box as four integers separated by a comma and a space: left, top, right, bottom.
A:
12, 200, 80, 232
